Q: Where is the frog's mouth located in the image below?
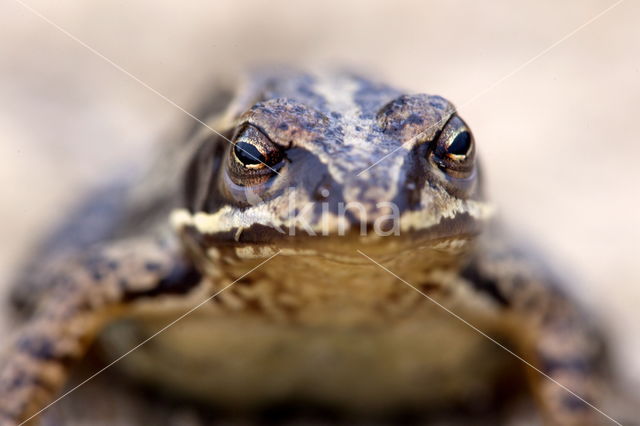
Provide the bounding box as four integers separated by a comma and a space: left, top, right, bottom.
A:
174, 206, 487, 263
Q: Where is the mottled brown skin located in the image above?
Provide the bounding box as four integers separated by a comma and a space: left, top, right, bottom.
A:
1, 70, 608, 425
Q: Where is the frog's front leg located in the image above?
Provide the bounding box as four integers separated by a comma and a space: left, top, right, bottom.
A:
461, 245, 608, 426
0, 238, 201, 426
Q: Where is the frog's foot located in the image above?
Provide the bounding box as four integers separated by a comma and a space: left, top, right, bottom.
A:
0, 317, 98, 426
461, 244, 611, 425
0, 238, 201, 425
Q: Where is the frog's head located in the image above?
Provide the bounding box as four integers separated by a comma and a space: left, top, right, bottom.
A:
173, 71, 492, 265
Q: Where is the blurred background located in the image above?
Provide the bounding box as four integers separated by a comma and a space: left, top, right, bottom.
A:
1, 0, 638, 422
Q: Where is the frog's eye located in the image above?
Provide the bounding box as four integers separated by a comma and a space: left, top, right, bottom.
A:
228, 124, 283, 185
234, 140, 266, 167
431, 116, 475, 178
232, 125, 282, 169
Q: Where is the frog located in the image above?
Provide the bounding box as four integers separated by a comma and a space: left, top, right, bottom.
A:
0, 69, 611, 425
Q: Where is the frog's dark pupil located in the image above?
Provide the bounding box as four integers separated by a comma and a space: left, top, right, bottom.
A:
234, 142, 266, 166
447, 131, 471, 156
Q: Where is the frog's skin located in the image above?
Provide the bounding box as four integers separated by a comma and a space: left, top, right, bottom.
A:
0, 70, 606, 425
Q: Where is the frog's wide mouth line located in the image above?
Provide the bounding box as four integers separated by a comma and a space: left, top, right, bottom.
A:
180, 209, 481, 263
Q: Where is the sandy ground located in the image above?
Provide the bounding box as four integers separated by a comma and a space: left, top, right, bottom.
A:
1, 0, 639, 422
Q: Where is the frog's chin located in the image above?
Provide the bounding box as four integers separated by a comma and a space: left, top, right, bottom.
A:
226, 233, 477, 266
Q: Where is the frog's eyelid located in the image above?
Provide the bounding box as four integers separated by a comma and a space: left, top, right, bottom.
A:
234, 122, 278, 143
413, 113, 455, 147
440, 113, 458, 133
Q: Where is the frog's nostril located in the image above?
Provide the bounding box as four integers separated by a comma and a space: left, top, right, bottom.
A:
313, 179, 333, 201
